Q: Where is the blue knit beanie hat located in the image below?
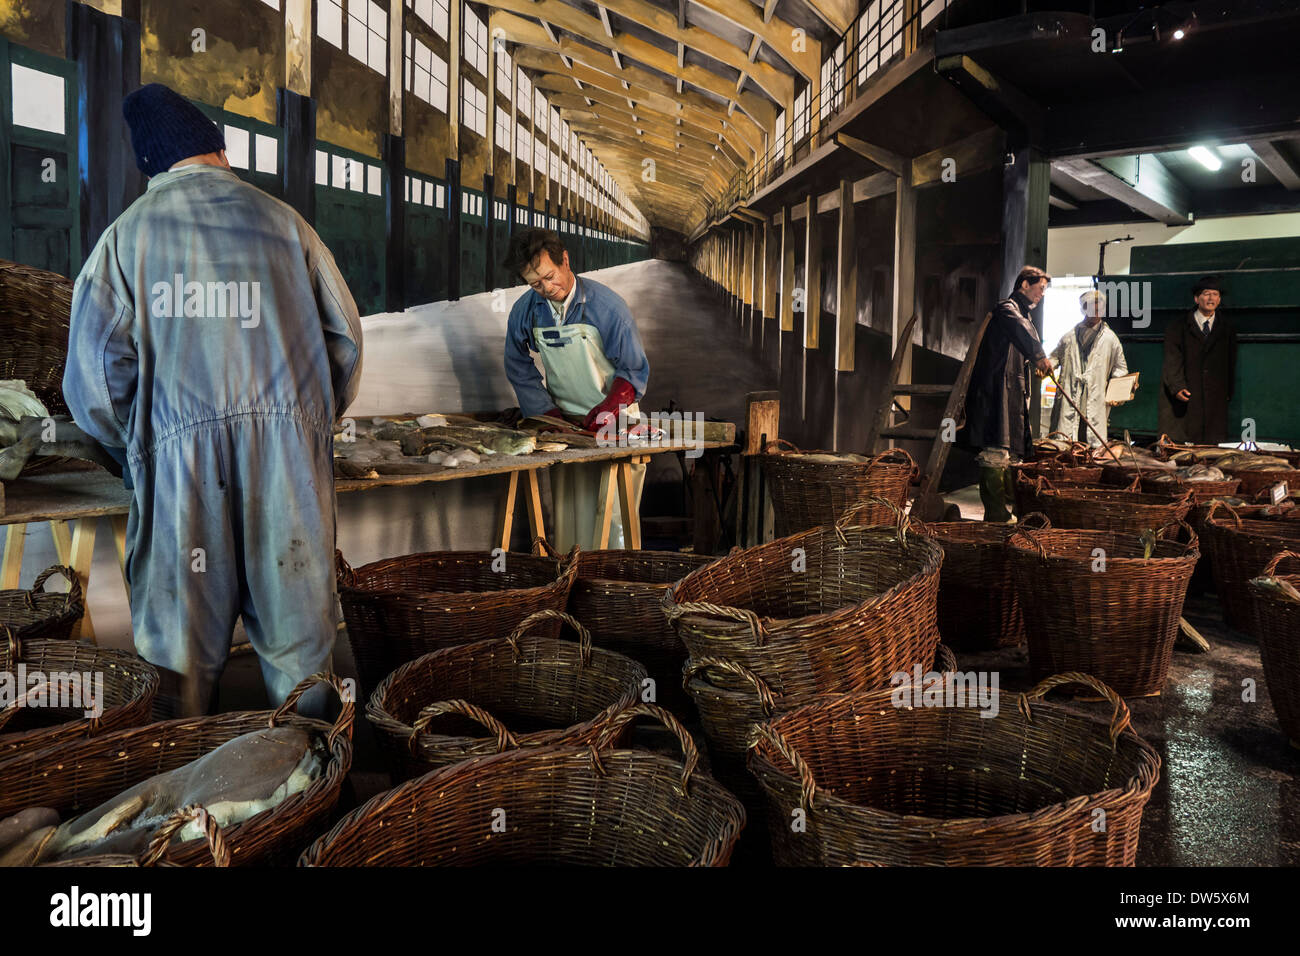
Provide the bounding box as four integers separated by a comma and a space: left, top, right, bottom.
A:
123, 83, 226, 176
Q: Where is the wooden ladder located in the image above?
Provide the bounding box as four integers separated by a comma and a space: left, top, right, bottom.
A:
867, 311, 992, 520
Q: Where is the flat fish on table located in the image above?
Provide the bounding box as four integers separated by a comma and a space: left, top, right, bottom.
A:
0, 726, 325, 865
409, 426, 536, 457
333, 436, 404, 463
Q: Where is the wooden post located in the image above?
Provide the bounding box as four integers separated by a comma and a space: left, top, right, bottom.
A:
891, 161, 917, 422
804, 194, 821, 349
836, 178, 856, 371
737, 390, 781, 548
750, 221, 764, 323
780, 204, 795, 333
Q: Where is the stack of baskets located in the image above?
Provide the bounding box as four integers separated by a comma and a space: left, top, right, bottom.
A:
1244, 551, 1300, 748
748, 673, 1160, 866
301, 704, 746, 866
365, 610, 646, 780
567, 549, 715, 713
1005, 520, 1199, 697
661, 502, 944, 787
758, 442, 916, 537
0, 566, 84, 642
337, 540, 578, 695
0, 628, 159, 761
0, 674, 354, 866
1201, 501, 1300, 628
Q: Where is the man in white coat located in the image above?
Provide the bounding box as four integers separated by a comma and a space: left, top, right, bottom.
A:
1048, 289, 1128, 445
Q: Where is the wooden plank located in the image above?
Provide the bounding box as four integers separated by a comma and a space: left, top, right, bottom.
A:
911, 126, 1004, 187
499, 470, 521, 552
780, 202, 795, 333
617, 461, 640, 549
110, 513, 130, 601
524, 470, 546, 542
834, 133, 903, 176
744, 390, 781, 455
596, 463, 617, 549
892, 164, 918, 422
836, 178, 856, 372
804, 193, 821, 349
1, 524, 26, 590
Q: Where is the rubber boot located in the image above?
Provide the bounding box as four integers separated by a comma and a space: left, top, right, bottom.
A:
979, 466, 1012, 523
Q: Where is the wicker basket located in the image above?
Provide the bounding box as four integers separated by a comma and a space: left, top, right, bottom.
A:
41, 806, 230, 868
1012, 472, 1105, 519
684, 643, 958, 767
1012, 461, 1103, 485
1202, 501, 1300, 628
1245, 551, 1300, 747
1006, 520, 1199, 697
0, 259, 73, 415
758, 442, 916, 537
1223, 467, 1300, 498
568, 549, 715, 712
1026, 476, 1193, 534
300, 703, 746, 866
337, 539, 579, 696
662, 501, 943, 699
366, 609, 646, 779
0, 629, 159, 760
748, 673, 1160, 866
911, 517, 1050, 650
1138, 475, 1240, 504
0, 565, 84, 642
0, 674, 353, 866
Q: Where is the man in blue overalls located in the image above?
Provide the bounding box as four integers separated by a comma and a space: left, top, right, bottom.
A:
63, 84, 363, 716
503, 228, 650, 550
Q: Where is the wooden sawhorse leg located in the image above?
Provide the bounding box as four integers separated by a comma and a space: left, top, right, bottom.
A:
595, 455, 648, 551
50, 519, 98, 643
499, 468, 547, 551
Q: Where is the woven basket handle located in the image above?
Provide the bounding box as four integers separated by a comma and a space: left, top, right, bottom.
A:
2, 625, 19, 665
410, 699, 519, 755
870, 447, 918, 479
269, 672, 355, 749
661, 600, 767, 646
836, 496, 910, 545
1262, 550, 1300, 578
1017, 672, 1132, 748
1122, 474, 1141, 493
1007, 521, 1050, 563
1155, 518, 1199, 552
31, 564, 81, 612
681, 656, 777, 715
139, 805, 230, 867
530, 536, 561, 559
1018, 512, 1052, 532
591, 702, 699, 794
1203, 498, 1242, 528
754, 723, 819, 810
334, 550, 358, 587
505, 608, 592, 664
933, 643, 957, 674
761, 438, 801, 454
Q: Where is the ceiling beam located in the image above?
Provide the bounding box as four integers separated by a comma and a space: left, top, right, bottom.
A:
597, 4, 613, 37
1247, 139, 1300, 190
1054, 154, 1192, 225
686, 0, 818, 80
511, 41, 765, 154
801, 0, 854, 35
475, 0, 792, 108
834, 133, 903, 176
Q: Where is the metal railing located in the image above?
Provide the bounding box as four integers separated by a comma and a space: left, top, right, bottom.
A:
702, 0, 956, 224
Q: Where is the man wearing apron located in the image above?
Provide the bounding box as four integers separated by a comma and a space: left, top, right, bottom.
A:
503, 228, 650, 551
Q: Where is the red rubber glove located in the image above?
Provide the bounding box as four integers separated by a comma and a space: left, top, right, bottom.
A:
583, 377, 636, 432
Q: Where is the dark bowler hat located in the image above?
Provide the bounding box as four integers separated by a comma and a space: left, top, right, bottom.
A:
1192, 275, 1223, 296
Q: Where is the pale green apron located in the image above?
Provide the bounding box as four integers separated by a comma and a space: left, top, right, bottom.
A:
533, 318, 645, 551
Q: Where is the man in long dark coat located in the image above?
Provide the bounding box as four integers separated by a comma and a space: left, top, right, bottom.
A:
964, 266, 1053, 521
1158, 276, 1237, 444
